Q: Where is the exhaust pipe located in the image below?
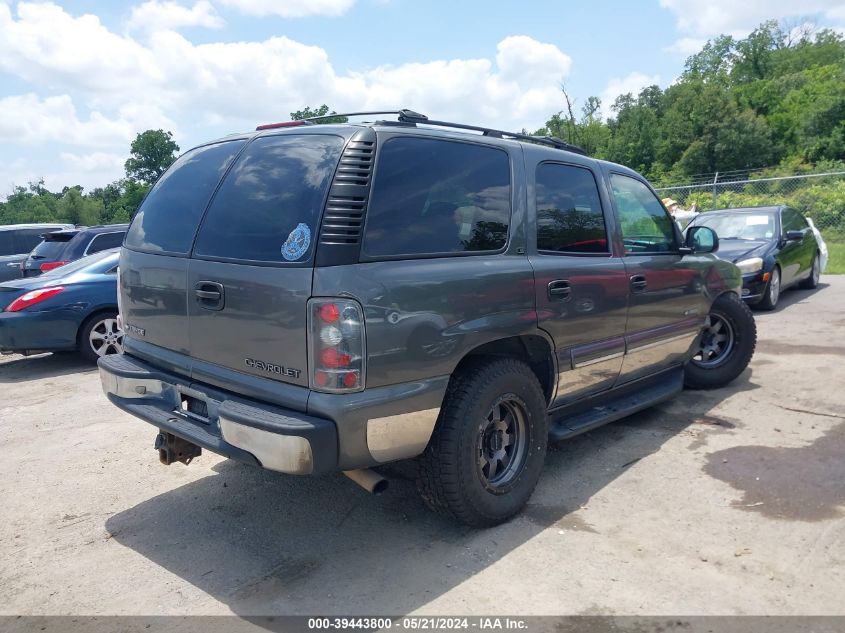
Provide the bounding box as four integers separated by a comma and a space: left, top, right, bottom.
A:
343, 469, 389, 495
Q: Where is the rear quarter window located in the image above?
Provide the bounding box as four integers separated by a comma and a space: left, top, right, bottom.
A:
86, 231, 125, 254
125, 140, 245, 255
192, 134, 343, 264
362, 137, 511, 258
535, 163, 608, 254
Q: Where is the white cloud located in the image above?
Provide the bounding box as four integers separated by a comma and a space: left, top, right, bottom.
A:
0, 4, 574, 191
660, 0, 845, 53
0, 94, 134, 146
660, 0, 845, 36
0, 2, 162, 97
663, 37, 707, 56
600, 72, 661, 114
128, 0, 224, 32
216, 0, 356, 18
59, 151, 126, 173
0, 4, 572, 134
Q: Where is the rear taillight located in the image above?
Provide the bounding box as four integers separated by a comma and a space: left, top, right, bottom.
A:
6, 287, 64, 312
40, 261, 68, 272
308, 298, 365, 393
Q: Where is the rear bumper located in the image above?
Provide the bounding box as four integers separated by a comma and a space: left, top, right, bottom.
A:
98, 353, 338, 474
99, 353, 451, 473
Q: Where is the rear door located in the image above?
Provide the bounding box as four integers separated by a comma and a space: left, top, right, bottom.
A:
606, 172, 707, 383
186, 133, 345, 389
120, 139, 246, 375
527, 160, 629, 406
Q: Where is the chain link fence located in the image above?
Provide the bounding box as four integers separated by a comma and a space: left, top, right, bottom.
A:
653, 171, 845, 238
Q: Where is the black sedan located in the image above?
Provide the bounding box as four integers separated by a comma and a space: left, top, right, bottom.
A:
685, 205, 821, 310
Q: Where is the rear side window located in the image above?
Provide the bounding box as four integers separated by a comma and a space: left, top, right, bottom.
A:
610, 174, 676, 253
125, 140, 245, 255
362, 138, 511, 258
193, 135, 343, 264
536, 163, 608, 253
87, 232, 125, 254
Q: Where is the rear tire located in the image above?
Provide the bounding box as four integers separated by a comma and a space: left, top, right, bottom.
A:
685, 293, 756, 390
799, 253, 820, 289
416, 358, 548, 527
78, 312, 124, 364
757, 266, 780, 311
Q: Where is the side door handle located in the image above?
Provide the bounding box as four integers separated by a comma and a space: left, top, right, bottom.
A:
630, 274, 648, 293
194, 281, 225, 311
547, 279, 571, 301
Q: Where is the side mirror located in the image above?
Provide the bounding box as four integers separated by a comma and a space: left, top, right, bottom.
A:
785, 230, 805, 241
684, 226, 719, 254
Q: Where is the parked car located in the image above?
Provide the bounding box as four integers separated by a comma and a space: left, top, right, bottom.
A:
685, 206, 821, 310
0, 223, 74, 282
0, 249, 122, 362
98, 110, 756, 527
21, 224, 128, 277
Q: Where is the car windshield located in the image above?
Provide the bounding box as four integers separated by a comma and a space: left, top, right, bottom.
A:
39, 249, 118, 278
693, 212, 777, 240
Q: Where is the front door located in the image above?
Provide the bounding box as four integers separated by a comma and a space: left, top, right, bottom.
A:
779, 207, 814, 286
605, 172, 707, 383
528, 161, 629, 407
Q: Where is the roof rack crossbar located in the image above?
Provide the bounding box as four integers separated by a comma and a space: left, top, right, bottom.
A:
305, 109, 428, 122
304, 108, 588, 155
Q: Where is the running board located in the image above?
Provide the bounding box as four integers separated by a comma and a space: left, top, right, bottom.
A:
548, 366, 684, 442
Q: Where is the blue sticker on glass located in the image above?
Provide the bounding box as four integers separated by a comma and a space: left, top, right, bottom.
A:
281, 223, 311, 261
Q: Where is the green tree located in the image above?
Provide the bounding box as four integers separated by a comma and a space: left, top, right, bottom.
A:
290, 105, 348, 124
124, 129, 180, 184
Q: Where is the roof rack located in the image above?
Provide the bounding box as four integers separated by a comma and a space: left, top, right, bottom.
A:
305, 109, 589, 156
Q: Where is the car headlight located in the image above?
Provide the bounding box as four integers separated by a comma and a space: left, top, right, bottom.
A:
735, 257, 764, 274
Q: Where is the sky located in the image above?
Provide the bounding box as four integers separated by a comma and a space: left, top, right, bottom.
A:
1, 0, 844, 196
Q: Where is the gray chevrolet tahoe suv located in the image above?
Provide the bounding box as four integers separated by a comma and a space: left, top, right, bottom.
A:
99, 110, 756, 526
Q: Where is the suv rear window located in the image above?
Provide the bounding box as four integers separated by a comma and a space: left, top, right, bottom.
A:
362, 137, 511, 258
193, 134, 343, 264
125, 140, 245, 255
31, 234, 74, 259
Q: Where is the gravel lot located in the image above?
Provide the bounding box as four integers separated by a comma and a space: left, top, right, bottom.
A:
1, 277, 843, 617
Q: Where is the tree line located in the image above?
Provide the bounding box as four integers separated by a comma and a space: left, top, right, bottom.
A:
0, 130, 179, 226
2, 20, 843, 227
535, 21, 845, 184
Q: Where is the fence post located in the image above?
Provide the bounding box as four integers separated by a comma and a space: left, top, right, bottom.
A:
711, 172, 719, 210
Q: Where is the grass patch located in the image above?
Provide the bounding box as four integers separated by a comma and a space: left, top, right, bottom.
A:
826, 240, 845, 274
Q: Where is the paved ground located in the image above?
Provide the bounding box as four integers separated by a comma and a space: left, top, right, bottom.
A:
1, 277, 843, 617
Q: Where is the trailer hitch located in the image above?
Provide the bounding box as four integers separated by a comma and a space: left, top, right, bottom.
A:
155, 431, 202, 465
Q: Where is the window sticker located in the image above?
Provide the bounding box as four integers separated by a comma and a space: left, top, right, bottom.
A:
746, 216, 769, 226
281, 223, 311, 261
